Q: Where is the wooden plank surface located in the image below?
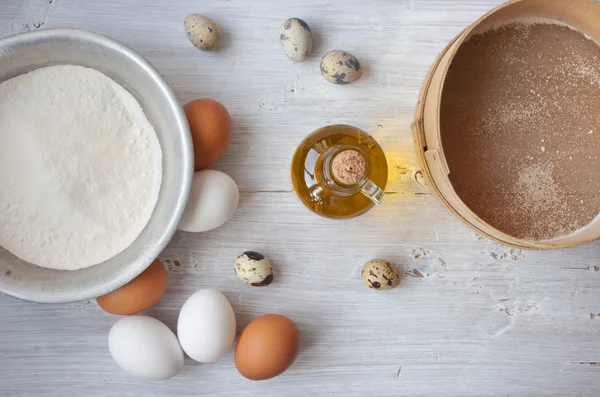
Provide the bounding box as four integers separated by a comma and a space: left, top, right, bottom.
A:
2, 0, 600, 396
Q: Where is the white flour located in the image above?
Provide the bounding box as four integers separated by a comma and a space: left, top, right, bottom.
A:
0, 65, 162, 270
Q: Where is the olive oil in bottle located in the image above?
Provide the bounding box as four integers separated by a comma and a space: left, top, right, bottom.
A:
291, 125, 388, 219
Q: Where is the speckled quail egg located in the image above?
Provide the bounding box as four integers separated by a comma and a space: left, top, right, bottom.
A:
279, 18, 312, 62
362, 259, 400, 291
320, 50, 363, 84
184, 14, 221, 51
235, 252, 274, 287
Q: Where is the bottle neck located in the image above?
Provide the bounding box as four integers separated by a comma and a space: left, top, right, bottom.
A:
319, 145, 370, 197
318, 144, 385, 206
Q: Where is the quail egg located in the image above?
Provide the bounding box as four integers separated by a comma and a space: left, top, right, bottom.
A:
320, 50, 363, 84
235, 251, 274, 287
279, 18, 312, 62
184, 14, 221, 51
362, 259, 400, 291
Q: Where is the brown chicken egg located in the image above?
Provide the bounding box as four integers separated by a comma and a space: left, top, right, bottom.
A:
235, 314, 300, 380
96, 259, 168, 315
184, 98, 232, 170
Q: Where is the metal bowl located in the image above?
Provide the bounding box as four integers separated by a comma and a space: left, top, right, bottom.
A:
0, 29, 193, 303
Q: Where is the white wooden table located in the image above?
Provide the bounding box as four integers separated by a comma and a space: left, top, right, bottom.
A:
2, 1, 600, 396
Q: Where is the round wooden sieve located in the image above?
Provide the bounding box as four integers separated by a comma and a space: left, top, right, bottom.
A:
413, 0, 600, 250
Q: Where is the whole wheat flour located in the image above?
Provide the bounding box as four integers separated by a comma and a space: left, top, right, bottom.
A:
0, 65, 162, 270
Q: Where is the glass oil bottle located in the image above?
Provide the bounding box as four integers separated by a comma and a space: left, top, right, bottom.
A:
291, 124, 388, 219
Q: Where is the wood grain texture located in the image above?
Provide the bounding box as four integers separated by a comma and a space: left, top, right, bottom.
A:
2, 0, 600, 396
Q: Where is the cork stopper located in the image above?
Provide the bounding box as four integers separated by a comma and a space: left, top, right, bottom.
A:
331, 150, 367, 185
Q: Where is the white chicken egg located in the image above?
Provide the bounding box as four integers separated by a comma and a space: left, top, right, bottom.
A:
178, 169, 239, 233
108, 315, 184, 381
177, 289, 237, 363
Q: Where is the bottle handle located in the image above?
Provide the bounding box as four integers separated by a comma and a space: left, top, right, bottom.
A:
360, 180, 385, 205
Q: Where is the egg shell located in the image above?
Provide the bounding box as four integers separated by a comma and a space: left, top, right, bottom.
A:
108, 315, 183, 381
279, 18, 312, 62
96, 259, 167, 315
177, 289, 237, 363
184, 14, 221, 51
320, 50, 363, 84
184, 98, 232, 170
235, 251, 274, 287
178, 170, 239, 233
235, 314, 300, 381
362, 259, 400, 291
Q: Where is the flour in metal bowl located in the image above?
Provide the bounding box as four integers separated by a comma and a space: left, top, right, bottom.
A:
0, 65, 162, 270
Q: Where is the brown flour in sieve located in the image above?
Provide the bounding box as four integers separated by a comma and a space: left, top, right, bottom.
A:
441, 21, 600, 240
